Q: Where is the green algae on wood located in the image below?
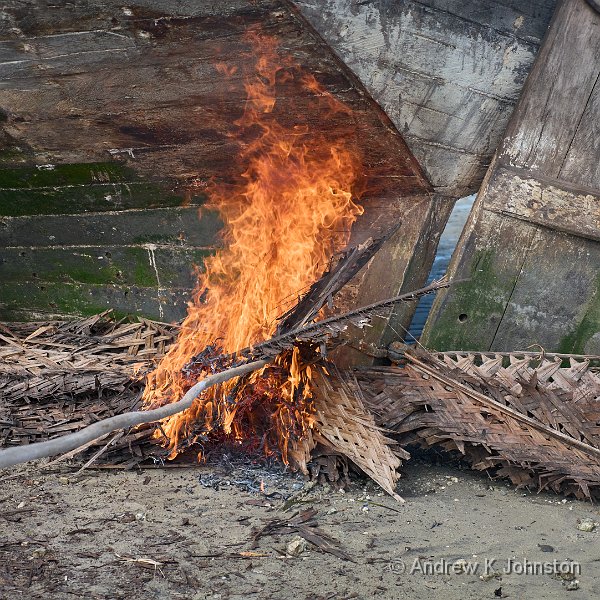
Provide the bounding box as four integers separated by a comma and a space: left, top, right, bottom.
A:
558, 275, 600, 354
422, 211, 539, 351
0, 245, 212, 288
0, 184, 206, 216
0, 162, 209, 216
0, 281, 190, 322
1, 207, 223, 248
0, 162, 140, 189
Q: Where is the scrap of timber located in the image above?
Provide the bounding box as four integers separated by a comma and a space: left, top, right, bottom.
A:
275, 226, 401, 334
229, 278, 449, 363
356, 348, 600, 499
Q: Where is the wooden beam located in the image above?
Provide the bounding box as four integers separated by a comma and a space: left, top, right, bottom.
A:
0, 0, 439, 343
484, 167, 600, 242
293, 0, 557, 196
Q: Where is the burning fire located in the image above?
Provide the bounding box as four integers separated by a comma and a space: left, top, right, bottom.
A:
142, 31, 364, 462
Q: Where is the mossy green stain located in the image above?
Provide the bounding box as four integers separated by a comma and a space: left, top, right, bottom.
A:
558, 275, 600, 354
0, 146, 31, 164
132, 233, 181, 244
0, 246, 212, 288
63, 266, 122, 285
0, 281, 182, 321
0, 282, 106, 317
0, 163, 207, 217
0, 162, 140, 189
423, 249, 512, 351
133, 261, 159, 287
0, 185, 190, 216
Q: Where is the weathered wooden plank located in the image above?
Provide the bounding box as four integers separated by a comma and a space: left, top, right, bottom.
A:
0, 0, 273, 38
334, 193, 451, 365
294, 0, 556, 196
0, 183, 199, 216
0, 0, 439, 332
404, 0, 556, 42
0, 2, 428, 193
403, 140, 491, 197
0, 245, 211, 288
559, 73, 600, 188
0, 207, 223, 248
484, 167, 600, 242
0, 281, 190, 322
499, 0, 600, 179
0, 162, 200, 215
422, 209, 539, 350
0, 162, 140, 188
490, 230, 600, 354
1, 124, 424, 189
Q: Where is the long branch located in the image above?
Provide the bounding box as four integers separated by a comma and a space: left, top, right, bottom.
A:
0, 359, 268, 469
240, 278, 450, 359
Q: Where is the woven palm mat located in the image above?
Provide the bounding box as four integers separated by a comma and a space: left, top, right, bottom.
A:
0, 312, 177, 464
311, 366, 406, 501
4, 311, 600, 499
355, 348, 600, 499
0, 313, 405, 493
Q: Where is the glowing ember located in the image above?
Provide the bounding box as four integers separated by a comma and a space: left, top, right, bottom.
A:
142, 31, 364, 462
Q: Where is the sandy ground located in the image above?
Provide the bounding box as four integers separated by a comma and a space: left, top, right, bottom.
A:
1, 453, 599, 600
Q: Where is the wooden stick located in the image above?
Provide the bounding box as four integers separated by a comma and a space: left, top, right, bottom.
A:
0, 359, 268, 469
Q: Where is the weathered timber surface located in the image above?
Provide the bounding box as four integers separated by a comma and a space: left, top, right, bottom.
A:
0, 282, 192, 323
484, 167, 600, 242
334, 193, 454, 365
0, 0, 438, 330
294, 0, 557, 197
423, 0, 600, 355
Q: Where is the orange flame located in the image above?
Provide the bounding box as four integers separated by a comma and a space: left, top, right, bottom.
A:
142, 31, 364, 461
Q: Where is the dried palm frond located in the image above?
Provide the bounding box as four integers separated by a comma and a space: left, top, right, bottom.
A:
0, 311, 177, 402
312, 365, 406, 501
357, 348, 600, 499
0, 312, 177, 461
234, 279, 448, 362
